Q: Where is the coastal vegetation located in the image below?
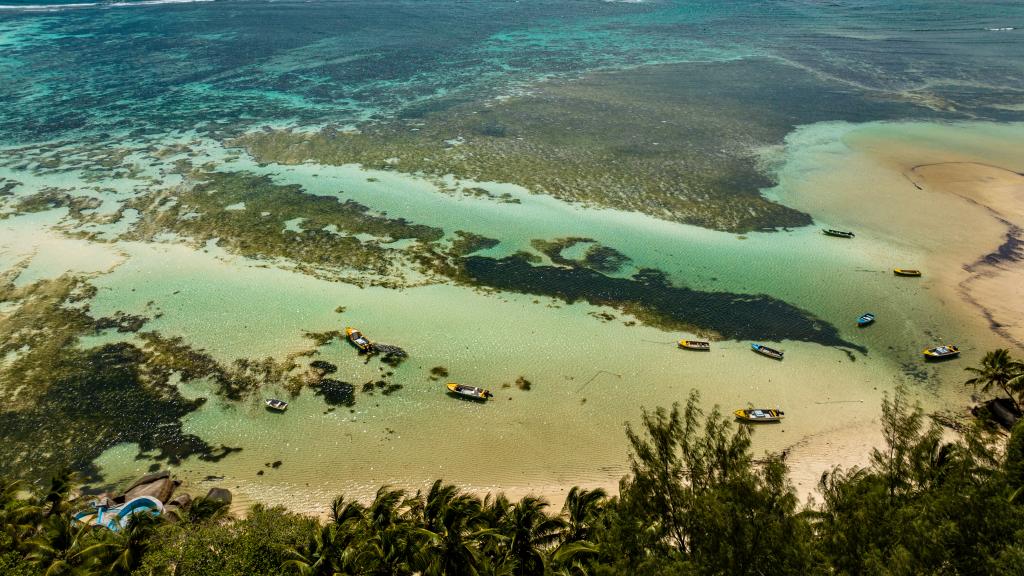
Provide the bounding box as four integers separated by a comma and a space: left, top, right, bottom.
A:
2, 385, 1023, 575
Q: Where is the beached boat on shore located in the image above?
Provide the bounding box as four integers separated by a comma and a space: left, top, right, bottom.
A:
345, 327, 373, 352
822, 229, 855, 238
446, 382, 493, 401
678, 339, 711, 351
734, 408, 785, 423
857, 313, 875, 327
265, 398, 288, 411
894, 268, 922, 277
751, 343, 784, 360
923, 344, 960, 359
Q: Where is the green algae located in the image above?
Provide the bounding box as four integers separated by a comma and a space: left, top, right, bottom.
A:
530, 237, 630, 273
459, 254, 862, 350
0, 273, 234, 481
122, 171, 445, 286
0, 268, 365, 482
448, 231, 500, 257
233, 61, 836, 233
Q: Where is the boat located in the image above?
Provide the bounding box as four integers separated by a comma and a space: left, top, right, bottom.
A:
345, 327, 373, 352
265, 398, 288, 411
678, 339, 711, 351
893, 268, 922, 277
734, 408, 785, 423
822, 229, 855, 238
446, 382, 493, 401
751, 343, 784, 360
923, 344, 960, 359
857, 313, 875, 327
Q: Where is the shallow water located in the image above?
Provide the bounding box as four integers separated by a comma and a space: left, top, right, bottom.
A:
1, 1, 1023, 506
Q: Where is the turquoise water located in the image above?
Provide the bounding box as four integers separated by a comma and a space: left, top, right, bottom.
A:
1, 1, 1023, 500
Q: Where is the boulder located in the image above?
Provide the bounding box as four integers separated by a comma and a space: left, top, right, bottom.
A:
123, 472, 177, 504
163, 493, 193, 521
205, 487, 233, 506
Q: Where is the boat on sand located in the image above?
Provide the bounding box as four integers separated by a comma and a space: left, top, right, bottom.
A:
923, 344, 960, 359
751, 343, 784, 360
822, 229, 855, 238
734, 408, 785, 423
678, 339, 711, 351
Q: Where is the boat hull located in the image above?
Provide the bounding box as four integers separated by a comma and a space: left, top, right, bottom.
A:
446, 382, 492, 401
894, 269, 922, 277
923, 345, 960, 360
751, 343, 784, 360
678, 339, 711, 351
734, 408, 784, 423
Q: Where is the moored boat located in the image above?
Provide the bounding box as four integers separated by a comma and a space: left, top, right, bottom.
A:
345, 327, 373, 352
751, 343, 784, 360
823, 229, 855, 238
734, 408, 785, 423
857, 313, 875, 327
923, 344, 960, 359
893, 268, 922, 277
678, 339, 711, 351
265, 398, 288, 411
446, 382, 493, 401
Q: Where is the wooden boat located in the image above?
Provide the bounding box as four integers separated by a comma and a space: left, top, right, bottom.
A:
751, 343, 784, 360
678, 339, 711, 351
446, 382, 493, 401
734, 408, 785, 423
345, 327, 373, 352
893, 268, 922, 277
265, 398, 288, 411
822, 229, 855, 238
857, 313, 875, 327
923, 344, 960, 359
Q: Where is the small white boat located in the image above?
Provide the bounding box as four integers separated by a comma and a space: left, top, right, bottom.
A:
265, 398, 288, 411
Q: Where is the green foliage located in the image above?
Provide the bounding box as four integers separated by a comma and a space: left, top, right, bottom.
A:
4, 363, 1024, 575
965, 348, 1024, 410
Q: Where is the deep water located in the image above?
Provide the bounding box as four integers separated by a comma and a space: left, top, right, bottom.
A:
0, 0, 1022, 144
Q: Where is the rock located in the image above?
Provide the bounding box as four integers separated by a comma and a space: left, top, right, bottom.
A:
163, 493, 193, 521
205, 487, 233, 506
122, 471, 178, 504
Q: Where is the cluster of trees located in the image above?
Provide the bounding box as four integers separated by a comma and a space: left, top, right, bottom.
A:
3, 376, 1024, 574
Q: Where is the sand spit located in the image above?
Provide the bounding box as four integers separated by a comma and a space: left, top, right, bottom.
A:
907, 162, 1024, 349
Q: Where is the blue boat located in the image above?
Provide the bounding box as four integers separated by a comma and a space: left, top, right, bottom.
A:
751, 343, 784, 360
857, 313, 875, 327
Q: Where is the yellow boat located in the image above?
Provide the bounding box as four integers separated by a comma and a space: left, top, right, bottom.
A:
893, 268, 922, 277
678, 339, 711, 351
923, 344, 960, 359
446, 382, 493, 401
345, 327, 373, 352
734, 408, 785, 423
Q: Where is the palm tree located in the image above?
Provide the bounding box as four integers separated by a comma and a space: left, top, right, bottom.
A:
25, 514, 96, 576
42, 468, 79, 518
560, 487, 607, 544
415, 481, 497, 576
965, 349, 1024, 410
172, 495, 230, 524
1, 478, 40, 552
282, 524, 346, 576
77, 513, 160, 575
501, 496, 565, 576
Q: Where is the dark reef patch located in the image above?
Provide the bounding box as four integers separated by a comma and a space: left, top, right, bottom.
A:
312, 379, 356, 407
461, 254, 862, 351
